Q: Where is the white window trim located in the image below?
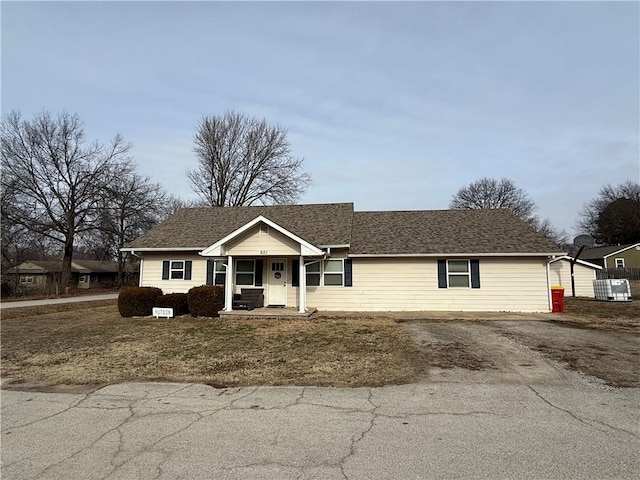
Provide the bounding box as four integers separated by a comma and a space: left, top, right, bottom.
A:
304, 259, 345, 287
214, 260, 226, 286
446, 259, 471, 288
20, 275, 34, 284
235, 259, 255, 286
615, 258, 625, 268
305, 261, 321, 287
79, 274, 89, 283
170, 260, 186, 280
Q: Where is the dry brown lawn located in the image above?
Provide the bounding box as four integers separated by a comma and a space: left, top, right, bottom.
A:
561, 283, 640, 333
1, 301, 419, 388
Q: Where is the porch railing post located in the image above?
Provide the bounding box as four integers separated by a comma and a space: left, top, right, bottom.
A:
298, 255, 306, 313
225, 255, 234, 311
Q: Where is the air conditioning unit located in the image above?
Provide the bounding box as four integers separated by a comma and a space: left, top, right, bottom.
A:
593, 279, 632, 302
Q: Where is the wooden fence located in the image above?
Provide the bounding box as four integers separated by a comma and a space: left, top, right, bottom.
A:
597, 267, 640, 282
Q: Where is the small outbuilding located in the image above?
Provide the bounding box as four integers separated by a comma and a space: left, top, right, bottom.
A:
548, 256, 602, 297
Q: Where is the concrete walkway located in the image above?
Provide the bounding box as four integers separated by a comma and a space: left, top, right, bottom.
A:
2, 381, 638, 479
0, 293, 118, 309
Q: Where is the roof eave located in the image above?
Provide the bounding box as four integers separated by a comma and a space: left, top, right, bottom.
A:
348, 252, 566, 258
121, 247, 206, 252
602, 242, 640, 258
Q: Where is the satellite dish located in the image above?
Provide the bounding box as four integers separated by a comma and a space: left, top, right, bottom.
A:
573, 234, 594, 247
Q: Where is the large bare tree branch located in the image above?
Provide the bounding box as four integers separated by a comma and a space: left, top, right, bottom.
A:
1, 110, 132, 288
450, 177, 567, 246
187, 111, 311, 206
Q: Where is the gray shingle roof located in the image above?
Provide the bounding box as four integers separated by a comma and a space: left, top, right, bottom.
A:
581, 243, 639, 260
125, 203, 561, 256
126, 203, 354, 249
350, 209, 561, 254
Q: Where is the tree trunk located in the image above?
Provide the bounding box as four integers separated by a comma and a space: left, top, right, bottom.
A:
116, 250, 125, 288
60, 237, 74, 290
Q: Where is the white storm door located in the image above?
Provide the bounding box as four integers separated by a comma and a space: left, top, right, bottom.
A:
268, 259, 287, 306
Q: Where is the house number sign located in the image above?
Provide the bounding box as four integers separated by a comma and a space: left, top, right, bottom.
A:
260, 250, 268, 255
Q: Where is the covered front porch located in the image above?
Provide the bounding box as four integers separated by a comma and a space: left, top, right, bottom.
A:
219, 306, 318, 319
200, 215, 326, 314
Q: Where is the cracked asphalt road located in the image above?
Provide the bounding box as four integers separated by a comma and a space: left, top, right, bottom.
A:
2, 382, 638, 479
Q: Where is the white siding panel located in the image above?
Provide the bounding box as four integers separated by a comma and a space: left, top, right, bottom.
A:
140, 253, 207, 294
225, 226, 300, 256
549, 260, 597, 297
141, 255, 552, 311
300, 257, 551, 312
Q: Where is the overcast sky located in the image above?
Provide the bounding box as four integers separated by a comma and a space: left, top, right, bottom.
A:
3, 1, 638, 239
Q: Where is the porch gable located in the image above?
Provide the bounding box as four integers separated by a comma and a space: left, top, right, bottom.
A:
200, 215, 323, 257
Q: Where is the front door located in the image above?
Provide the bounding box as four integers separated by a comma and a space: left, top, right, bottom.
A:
268, 259, 287, 306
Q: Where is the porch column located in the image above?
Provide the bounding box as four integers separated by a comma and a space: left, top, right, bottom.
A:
298, 255, 306, 313
224, 255, 234, 311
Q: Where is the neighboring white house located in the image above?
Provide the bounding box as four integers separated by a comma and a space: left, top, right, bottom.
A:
122, 203, 565, 313
548, 256, 602, 297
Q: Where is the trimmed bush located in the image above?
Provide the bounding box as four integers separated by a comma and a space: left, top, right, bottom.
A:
155, 293, 189, 316
187, 285, 224, 317
118, 286, 163, 317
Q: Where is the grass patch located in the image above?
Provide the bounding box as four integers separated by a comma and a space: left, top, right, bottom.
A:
1, 301, 419, 387
562, 291, 640, 333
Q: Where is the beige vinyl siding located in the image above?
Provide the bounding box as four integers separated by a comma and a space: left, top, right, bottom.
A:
140, 252, 207, 294
293, 257, 551, 312
225, 226, 300, 256
549, 260, 597, 297
141, 254, 552, 311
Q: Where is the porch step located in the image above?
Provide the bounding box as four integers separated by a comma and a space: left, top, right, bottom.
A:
219, 307, 317, 319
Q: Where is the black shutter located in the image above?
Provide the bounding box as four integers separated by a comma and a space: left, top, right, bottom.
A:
470, 260, 480, 288
255, 259, 263, 286
162, 261, 170, 280
291, 259, 299, 287
206, 260, 214, 285
437, 260, 447, 288
185, 261, 192, 280
344, 259, 353, 287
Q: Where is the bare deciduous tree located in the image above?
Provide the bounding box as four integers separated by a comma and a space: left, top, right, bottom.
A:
450, 178, 536, 220
187, 111, 311, 206
160, 194, 203, 221
450, 177, 567, 245
1, 111, 131, 288
89, 168, 168, 286
576, 181, 640, 245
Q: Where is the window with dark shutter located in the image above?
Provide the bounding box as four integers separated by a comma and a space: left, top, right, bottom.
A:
206, 260, 214, 285
255, 259, 263, 286
437, 260, 447, 288
162, 261, 170, 280
470, 260, 480, 288
292, 259, 299, 286
344, 259, 353, 287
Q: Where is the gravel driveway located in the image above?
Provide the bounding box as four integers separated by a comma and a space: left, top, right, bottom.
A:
403, 318, 640, 387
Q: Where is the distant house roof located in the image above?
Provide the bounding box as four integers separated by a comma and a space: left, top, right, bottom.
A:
7, 260, 132, 275
124, 203, 562, 256
581, 243, 640, 260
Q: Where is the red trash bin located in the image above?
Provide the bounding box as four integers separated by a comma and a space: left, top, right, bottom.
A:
551, 286, 565, 313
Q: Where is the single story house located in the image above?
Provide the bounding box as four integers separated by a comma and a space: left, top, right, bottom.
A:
548, 256, 602, 297
7, 260, 132, 290
580, 243, 640, 269
122, 203, 565, 313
